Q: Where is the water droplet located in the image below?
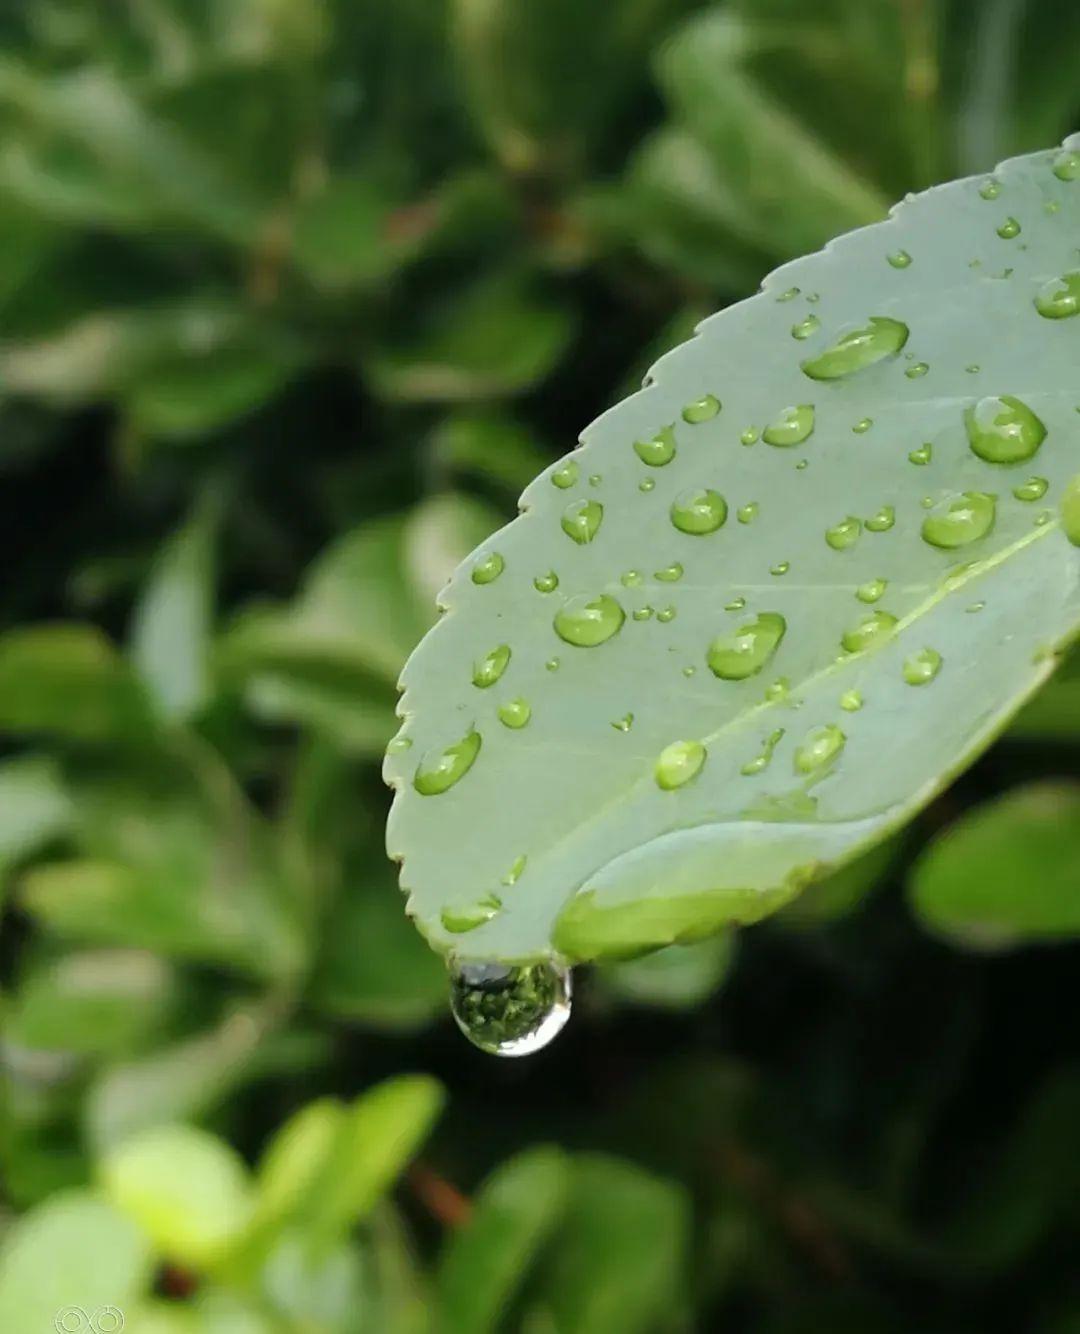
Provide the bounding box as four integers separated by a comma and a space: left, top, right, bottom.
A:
588, 474, 602, 487
967, 602, 985, 614
611, 712, 634, 732
791, 314, 820, 340
763, 404, 815, 446
655, 739, 707, 790
840, 689, 863, 712
632, 606, 654, 622
765, 677, 791, 703
386, 735, 413, 754
770, 561, 790, 576
657, 606, 677, 623
634, 426, 677, 466
996, 217, 1021, 239
1034, 271, 1080, 319
825, 516, 862, 551
1013, 476, 1048, 501
856, 578, 888, 604
1052, 149, 1080, 182
737, 502, 759, 524
921, 492, 996, 548
979, 178, 1002, 200
534, 571, 559, 593
414, 729, 482, 795
1035, 508, 1053, 527
621, 570, 644, 587
852, 417, 873, 434
682, 665, 696, 677
842, 610, 898, 653
670, 488, 728, 535
865, 506, 895, 532
552, 459, 579, 490
887, 249, 912, 269
498, 697, 531, 729
905, 361, 929, 379
794, 724, 846, 774
561, 498, 603, 544
471, 552, 505, 585
1061, 473, 1080, 546
740, 427, 760, 446
725, 595, 747, 611
503, 855, 527, 886
639, 478, 656, 493
966, 364, 981, 374
1046, 200, 1062, 216
450, 961, 571, 1057
441, 896, 501, 934
473, 644, 511, 688
553, 593, 625, 647
655, 562, 684, 582
546, 657, 560, 672
741, 728, 784, 776
903, 648, 942, 685
909, 442, 932, 465
683, 394, 721, 424
707, 611, 786, 680
965, 395, 1046, 463
776, 286, 800, 302
800, 317, 909, 380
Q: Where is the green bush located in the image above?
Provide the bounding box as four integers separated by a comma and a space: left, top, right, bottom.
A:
2, 2, 1080, 1330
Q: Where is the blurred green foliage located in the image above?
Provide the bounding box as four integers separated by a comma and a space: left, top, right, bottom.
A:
1, 0, 1080, 1330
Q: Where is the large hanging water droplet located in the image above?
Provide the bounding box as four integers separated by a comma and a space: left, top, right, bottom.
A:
553, 593, 625, 647
763, 404, 815, 447
472, 644, 511, 688
825, 517, 862, 551
471, 552, 505, 585
449, 961, 572, 1057
633, 426, 677, 466
794, 724, 846, 774
655, 739, 707, 790
1061, 473, 1080, 546
921, 492, 996, 548
414, 729, 482, 795
964, 396, 1046, 463
1034, 271, 1080, 319
561, 498, 603, 544
683, 394, 721, 424
707, 612, 786, 680
670, 488, 728, 535
551, 459, 579, 489
800, 317, 909, 380
841, 610, 898, 653
498, 697, 532, 729
903, 648, 943, 686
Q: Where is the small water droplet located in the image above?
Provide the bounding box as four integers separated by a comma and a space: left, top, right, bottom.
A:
671, 488, 728, 534
791, 314, 820, 340
856, 578, 888, 604
800, 317, 909, 380
707, 611, 786, 680
908, 442, 932, 465
441, 896, 501, 934
498, 697, 532, 729
655, 739, 707, 790
1034, 271, 1080, 319
979, 178, 1002, 200
611, 712, 634, 732
589, 473, 602, 487
741, 728, 785, 776
471, 552, 505, 585
534, 571, 559, 593
414, 729, 482, 795
503, 854, 527, 886
842, 610, 899, 653
657, 606, 677, 623
1035, 508, 1053, 527
965, 364, 981, 374
551, 459, 579, 490
795, 459, 809, 471
740, 426, 760, 446
737, 502, 759, 524
546, 657, 560, 672
905, 361, 929, 379
903, 648, 942, 685
553, 593, 625, 647
1052, 149, 1080, 182
887, 249, 912, 269
1013, 476, 1048, 501
634, 426, 677, 466
965, 395, 1046, 463
921, 492, 996, 548
794, 724, 846, 774
1061, 473, 1080, 545
725, 595, 747, 611
825, 516, 862, 551
621, 570, 644, 588
683, 394, 721, 424
682, 665, 696, 677
852, 417, 873, 434
967, 601, 985, 614
865, 505, 895, 532
632, 606, 654, 622
765, 677, 791, 703
770, 561, 790, 576
763, 404, 815, 447
776, 286, 800, 302
655, 562, 684, 582
450, 961, 571, 1057
561, 498, 603, 544
639, 478, 656, 492
840, 689, 863, 712
387, 735, 413, 754
473, 644, 511, 688
997, 217, 1021, 239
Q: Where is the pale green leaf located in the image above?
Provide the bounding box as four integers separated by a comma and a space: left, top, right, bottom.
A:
387, 138, 1080, 965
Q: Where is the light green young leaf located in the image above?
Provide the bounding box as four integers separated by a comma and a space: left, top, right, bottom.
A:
387, 138, 1080, 966
909, 781, 1080, 948
0, 754, 71, 875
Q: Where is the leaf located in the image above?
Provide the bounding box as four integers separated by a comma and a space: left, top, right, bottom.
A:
536, 1154, 689, 1334
0, 1190, 153, 1331
909, 781, 1080, 948
435, 1146, 569, 1334
101, 1122, 254, 1267
387, 137, 1080, 965
0, 754, 71, 875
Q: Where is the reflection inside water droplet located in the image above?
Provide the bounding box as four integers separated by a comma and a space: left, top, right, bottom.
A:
449, 960, 572, 1057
